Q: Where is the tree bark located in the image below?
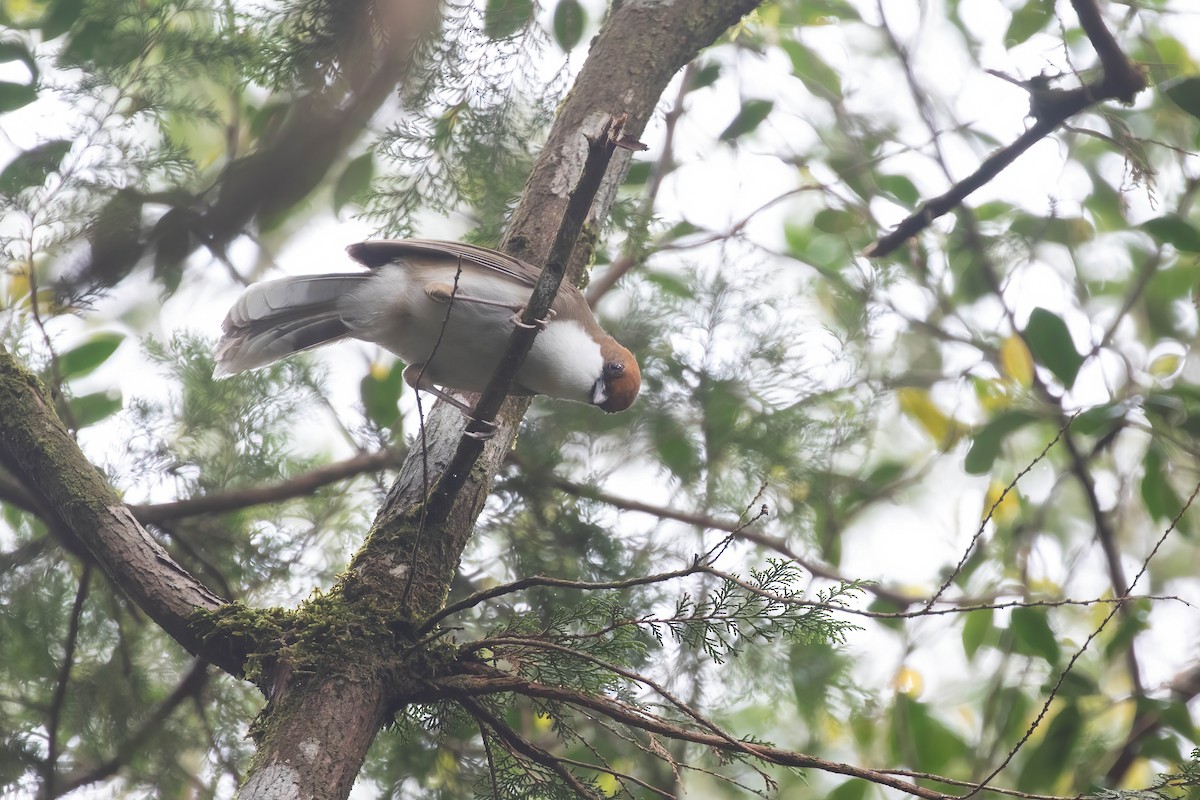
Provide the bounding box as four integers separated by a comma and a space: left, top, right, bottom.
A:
239, 2, 764, 797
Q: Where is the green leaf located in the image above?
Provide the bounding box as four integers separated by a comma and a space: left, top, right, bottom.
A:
1005, 0, 1053, 46
813, 208, 861, 235
718, 99, 773, 142
333, 152, 374, 214
483, 0, 533, 39
1142, 215, 1200, 253
961, 608, 993, 660
68, 390, 122, 428
877, 174, 919, 207
827, 780, 869, 800
360, 361, 405, 429
891, 695, 966, 773
689, 61, 721, 91
0, 139, 71, 195
789, 641, 845, 722
0, 80, 36, 112
58, 333, 124, 380
650, 415, 701, 480
964, 410, 1037, 475
1010, 606, 1059, 665
1017, 704, 1081, 788
41, 0, 82, 40
623, 160, 652, 186
1023, 308, 1084, 388
1163, 76, 1200, 123
781, 39, 843, 99
1141, 443, 1183, 524
552, 0, 585, 51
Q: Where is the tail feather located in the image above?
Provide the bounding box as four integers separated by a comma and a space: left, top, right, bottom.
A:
214, 274, 370, 377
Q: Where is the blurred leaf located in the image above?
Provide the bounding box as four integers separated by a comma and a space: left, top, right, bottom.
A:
877, 174, 919, 207
333, 152, 374, 213
965, 411, 1037, 475
0, 39, 37, 79
962, 608, 993, 660
790, 640, 845, 722
1142, 215, 1200, 253
1010, 213, 1094, 246
828, 780, 869, 800
483, 0, 534, 39
982, 481, 1020, 525
1141, 443, 1183, 525
999, 334, 1034, 387
360, 361, 405, 429
68, 390, 122, 428
1023, 308, 1083, 388
0, 139, 71, 195
892, 694, 966, 773
0, 80, 36, 111
1163, 76, 1200, 122
650, 415, 701, 480
58, 333, 124, 380
41, 0, 82, 40
1006, 0, 1053, 46
897, 387, 957, 444
781, 39, 842, 99
813, 208, 859, 235
1011, 607, 1059, 665
1104, 605, 1149, 659
644, 270, 693, 299
719, 98, 773, 141
1017, 704, 1081, 788
623, 160, 652, 186
552, 0, 585, 51
689, 61, 721, 90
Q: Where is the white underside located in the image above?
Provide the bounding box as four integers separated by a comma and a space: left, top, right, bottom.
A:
341, 264, 603, 402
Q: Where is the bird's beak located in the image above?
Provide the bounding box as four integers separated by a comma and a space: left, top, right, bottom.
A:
591, 377, 609, 406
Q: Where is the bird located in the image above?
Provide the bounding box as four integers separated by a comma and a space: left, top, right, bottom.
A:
213, 239, 641, 415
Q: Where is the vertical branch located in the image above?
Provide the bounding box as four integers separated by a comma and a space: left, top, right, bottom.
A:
43, 564, 91, 798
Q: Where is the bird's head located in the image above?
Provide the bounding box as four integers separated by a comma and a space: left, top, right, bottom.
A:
592, 341, 641, 413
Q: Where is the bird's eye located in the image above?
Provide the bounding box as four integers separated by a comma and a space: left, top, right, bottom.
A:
604, 361, 625, 377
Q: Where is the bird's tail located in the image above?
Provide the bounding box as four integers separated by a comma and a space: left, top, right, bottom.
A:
213, 274, 371, 377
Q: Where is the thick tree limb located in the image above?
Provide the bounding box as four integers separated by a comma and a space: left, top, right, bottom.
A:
865, 0, 1146, 258
0, 347, 235, 672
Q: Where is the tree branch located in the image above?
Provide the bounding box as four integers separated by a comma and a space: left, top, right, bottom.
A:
865, 0, 1146, 258
132, 448, 403, 524
0, 347, 236, 673
435, 665, 956, 800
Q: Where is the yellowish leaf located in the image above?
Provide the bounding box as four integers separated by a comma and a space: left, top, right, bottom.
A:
1148, 353, 1183, 379
894, 666, 923, 697
1000, 334, 1034, 388
982, 481, 1020, 525
897, 387, 956, 444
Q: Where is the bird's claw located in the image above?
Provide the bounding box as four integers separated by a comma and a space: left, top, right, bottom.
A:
511, 306, 556, 331
462, 415, 498, 440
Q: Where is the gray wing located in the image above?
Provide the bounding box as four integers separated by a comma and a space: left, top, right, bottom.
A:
345, 239, 539, 288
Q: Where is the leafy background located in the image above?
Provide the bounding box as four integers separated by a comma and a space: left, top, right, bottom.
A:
3, 0, 1200, 797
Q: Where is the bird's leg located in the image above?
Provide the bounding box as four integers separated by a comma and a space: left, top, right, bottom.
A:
402, 364, 497, 439
423, 283, 554, 330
